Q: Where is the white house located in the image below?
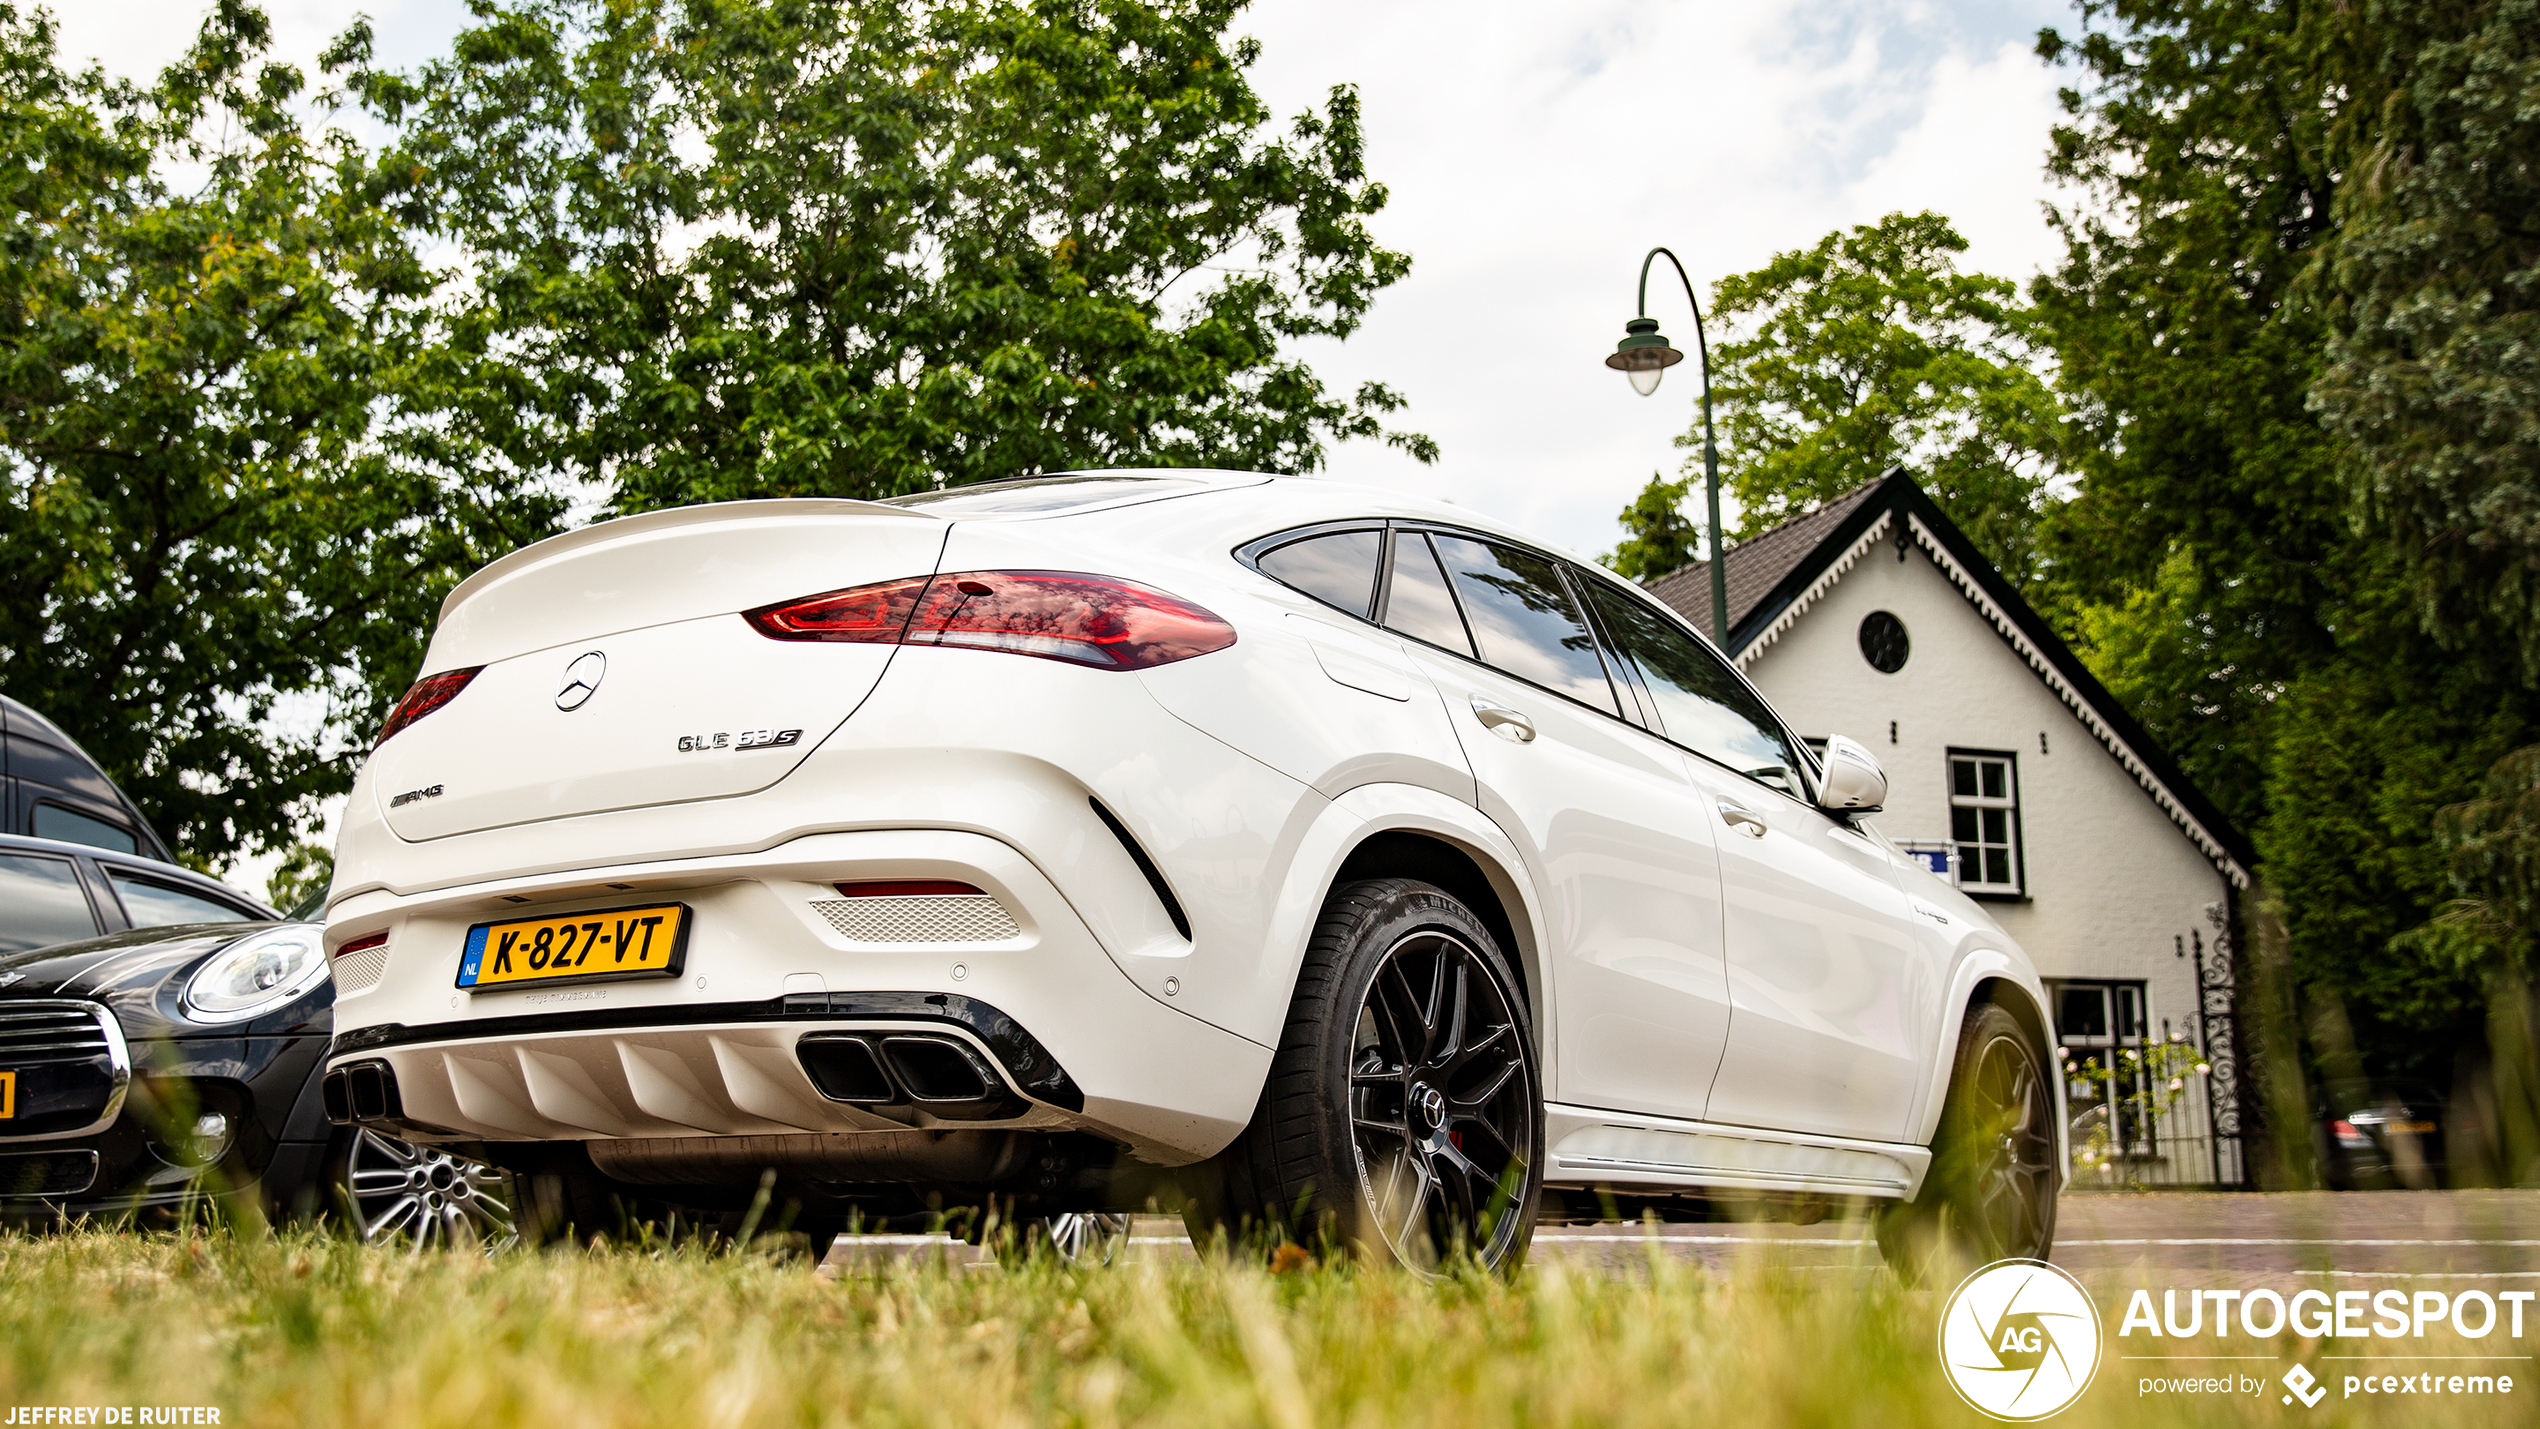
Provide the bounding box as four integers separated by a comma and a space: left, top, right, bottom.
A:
1647, 469, 2256, 1186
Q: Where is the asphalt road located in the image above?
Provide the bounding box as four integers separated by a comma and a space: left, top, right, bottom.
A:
823, 1191, 2540, 1282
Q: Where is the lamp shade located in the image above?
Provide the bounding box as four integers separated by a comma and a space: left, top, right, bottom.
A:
1605, 316, 1683, 397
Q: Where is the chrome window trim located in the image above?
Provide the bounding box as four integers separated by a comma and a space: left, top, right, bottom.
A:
0, 998, 133, 1143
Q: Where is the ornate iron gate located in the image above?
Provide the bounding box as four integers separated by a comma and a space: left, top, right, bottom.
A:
2183, 900, 2254, 1188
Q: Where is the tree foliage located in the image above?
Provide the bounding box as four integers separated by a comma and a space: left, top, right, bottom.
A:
1601, 472, 1702, 582
2310, 0, 2540, 681
2035, 0, 2539, 1089
344, 0, 1431, 511
1686, 211, 2064, 587
0, 2, 562, 864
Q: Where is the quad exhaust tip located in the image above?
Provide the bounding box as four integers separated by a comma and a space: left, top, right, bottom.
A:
321, 1059, 404, 1126
795, 1032, 1026, 1121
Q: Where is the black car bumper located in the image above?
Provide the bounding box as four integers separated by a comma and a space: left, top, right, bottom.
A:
0, 1026, 333, 1222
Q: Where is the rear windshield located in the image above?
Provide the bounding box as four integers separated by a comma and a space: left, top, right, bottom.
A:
880, 475, 1209, 515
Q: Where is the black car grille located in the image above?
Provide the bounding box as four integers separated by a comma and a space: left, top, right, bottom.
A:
0, 1005, 115, 1063
0, 1150, 99, 1198
0, 1000, 127, 1139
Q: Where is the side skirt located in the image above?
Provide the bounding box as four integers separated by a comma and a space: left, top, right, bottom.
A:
1541, 1103, 1929, 1201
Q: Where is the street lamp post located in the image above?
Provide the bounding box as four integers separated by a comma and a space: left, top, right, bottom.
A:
1604, 246, 1728, 649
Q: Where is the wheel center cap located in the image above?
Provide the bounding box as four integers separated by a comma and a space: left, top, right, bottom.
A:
1414, 1084, 1447, 1130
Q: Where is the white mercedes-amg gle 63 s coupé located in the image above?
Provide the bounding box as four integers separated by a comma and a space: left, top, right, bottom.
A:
319, 471, 2062, 1273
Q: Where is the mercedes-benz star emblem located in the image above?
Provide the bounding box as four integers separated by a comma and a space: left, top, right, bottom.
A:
556, 651, 606, 711
1415, 1084, 1447, 1130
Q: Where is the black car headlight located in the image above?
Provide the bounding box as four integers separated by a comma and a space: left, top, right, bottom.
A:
182, 925, 328, 1022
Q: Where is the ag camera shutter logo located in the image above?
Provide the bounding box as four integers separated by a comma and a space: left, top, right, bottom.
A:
1940, 1259, 2103, 1420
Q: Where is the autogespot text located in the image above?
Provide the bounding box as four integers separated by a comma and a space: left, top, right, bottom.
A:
2121, 1286, 2529, 1403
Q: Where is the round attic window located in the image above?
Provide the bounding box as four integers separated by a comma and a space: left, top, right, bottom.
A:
1858, 610, 1910, 673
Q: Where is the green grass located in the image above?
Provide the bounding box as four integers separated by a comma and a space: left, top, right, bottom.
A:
0, 1227, 2521, 1427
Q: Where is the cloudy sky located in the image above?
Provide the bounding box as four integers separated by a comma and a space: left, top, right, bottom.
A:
57, 0, 2079, 562
52, 0, 2080, 889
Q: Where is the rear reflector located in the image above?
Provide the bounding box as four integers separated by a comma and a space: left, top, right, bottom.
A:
375, 667, 483, 747
332, 931, 389, 960
745, 570, 1236, 670
832, 880, 986, 897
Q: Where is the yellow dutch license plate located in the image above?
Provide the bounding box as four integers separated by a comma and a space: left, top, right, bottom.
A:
2389, 1120, 2438, 1134
0, 1070, 13, 1119
457, 903, 691, 990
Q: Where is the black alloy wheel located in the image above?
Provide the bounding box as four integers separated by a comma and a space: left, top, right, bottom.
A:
1878, 1001, 2057, 1280
1186, 878, 1543, 1274
336, 1128, 516, 1250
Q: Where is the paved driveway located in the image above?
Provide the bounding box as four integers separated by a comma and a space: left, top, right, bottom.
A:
1524, 1190, 2540, 1282
824, 1190, 2540, 1281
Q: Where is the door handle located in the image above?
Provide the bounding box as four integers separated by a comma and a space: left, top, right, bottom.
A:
1718, 798, 1768, 837
1469, 699, 1536, 743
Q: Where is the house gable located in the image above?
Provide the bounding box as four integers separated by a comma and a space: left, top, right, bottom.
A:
1647, 469, 2253, 888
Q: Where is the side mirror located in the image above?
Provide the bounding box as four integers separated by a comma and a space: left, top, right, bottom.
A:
1816, 734, 1888, 813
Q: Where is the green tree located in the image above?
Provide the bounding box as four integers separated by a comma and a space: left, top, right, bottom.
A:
1601, 472, 1701, 581
1681, 211, 2063, 587
344, 0, 1430, 511
2033, 0, 2540, 1097
2398, 743, 2540, 1182
2309, 0, 2540, 682
2033, 0, 2354, 833
0, 2, 563, 866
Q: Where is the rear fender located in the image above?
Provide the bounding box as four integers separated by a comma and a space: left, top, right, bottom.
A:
1252, 785, 1549, 1068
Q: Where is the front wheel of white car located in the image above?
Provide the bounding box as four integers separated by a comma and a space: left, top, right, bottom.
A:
1184, 878, 1542, 1275
1876, 1000, 2057, 1282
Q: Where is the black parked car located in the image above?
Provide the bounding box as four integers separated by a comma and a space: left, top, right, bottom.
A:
0, 845, 511, 1244
2315, 1079, 2450, 1190
0, 697, 513, 1244
2, 695, 174, 861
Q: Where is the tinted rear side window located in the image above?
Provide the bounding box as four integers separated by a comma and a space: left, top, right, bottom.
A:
1380, 532, 1475, 658
109, 872, 251, 930
0, 853, 99, 953
1581, 580, 1807, 799
1256, 529, 1384, 618
1431, 536, 1617, 714
31, 803, 136, 855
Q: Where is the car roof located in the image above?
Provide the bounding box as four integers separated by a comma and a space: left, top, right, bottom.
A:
2, 694, 176, 862
1025, 472, 1634, 590
0, 830, 277, 918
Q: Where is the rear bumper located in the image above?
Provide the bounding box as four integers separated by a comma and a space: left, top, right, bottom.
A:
323, 828, 1270, 1167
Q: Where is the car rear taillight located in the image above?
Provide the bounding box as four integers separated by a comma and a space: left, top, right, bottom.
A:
742, 575, 932, 643
374, 667, 483, 747
745, 570, 1236, 670
332, 931, 388, 961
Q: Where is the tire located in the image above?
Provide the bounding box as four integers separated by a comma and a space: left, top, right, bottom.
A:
1878, 1001, 2058, 1282
512, 1171, 669, 1248
1184, 878, 1543, 1274
328, 1128, 516, 1251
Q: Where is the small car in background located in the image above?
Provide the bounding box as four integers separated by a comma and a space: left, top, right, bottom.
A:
2316, 1079, 2449, 1190
0, 898, 513, 1245
0, 693, 513, 1245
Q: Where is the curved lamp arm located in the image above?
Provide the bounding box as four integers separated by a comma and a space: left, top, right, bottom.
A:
1632, 246, 1729, 649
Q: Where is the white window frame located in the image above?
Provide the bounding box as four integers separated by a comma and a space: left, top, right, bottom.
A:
1947, 749, 2024, 896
